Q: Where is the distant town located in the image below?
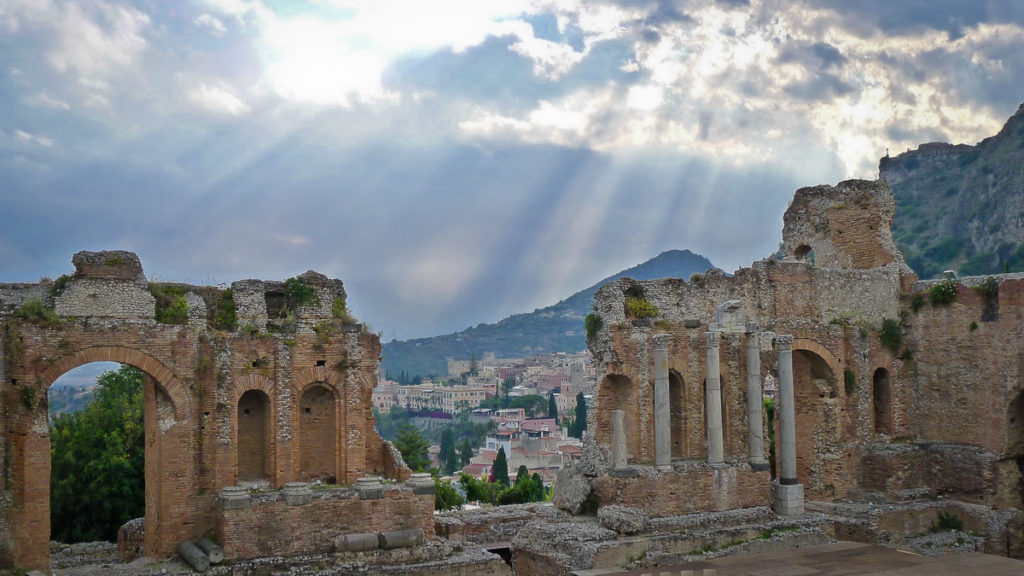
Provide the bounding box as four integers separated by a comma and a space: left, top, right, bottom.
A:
372, 351, 594, 491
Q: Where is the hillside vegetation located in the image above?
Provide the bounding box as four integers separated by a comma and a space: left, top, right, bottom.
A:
382, 249, 715, 377
883, 103, 1024, 279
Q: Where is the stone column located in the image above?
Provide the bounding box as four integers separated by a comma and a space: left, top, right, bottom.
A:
746, 324, 768, 470
653, 334, 671, 469
773, 334, 804, 515
611, 409, 628, 469
705, 331, 724, 464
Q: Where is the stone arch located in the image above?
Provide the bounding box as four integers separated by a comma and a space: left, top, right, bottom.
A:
669, 370, 687, 459
873, 368, 892, 435
791, 347, 841, 498
791, 339, 841, 385
40, 345, 190, 421
596, 374, 640, 462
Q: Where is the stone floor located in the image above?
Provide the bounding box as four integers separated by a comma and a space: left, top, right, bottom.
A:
573, 541, 1024, 575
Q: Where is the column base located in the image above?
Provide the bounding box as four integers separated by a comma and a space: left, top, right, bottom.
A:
748, 458, 770, 472
772, 480, 804, 516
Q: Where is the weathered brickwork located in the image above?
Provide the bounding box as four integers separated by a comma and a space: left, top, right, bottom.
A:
561, 178, 1024, 557
0, 251, 415, 571
216, 486, 433, 559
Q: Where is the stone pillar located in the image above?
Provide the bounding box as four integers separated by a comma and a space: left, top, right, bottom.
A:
773, 334, 804, 515
705, 331, 724, 464
653, 334, 671, 470
611, 409, 628, 469
746, 324, 768, 470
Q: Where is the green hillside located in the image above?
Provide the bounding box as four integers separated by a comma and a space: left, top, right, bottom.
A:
882, 103, 1024, 279
382, 249, 715, 377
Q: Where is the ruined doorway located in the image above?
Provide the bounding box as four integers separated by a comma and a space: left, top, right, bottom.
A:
237, 390, 271, 483
792, 349, 839, 498
596, 375, 640, 463
873, 368, 892, 435
48, 362, 145, 543
669, 370, 687, 459
298, 384, 337, 482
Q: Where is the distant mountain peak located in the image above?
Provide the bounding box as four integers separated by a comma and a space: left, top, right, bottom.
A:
382, 249, 715, 376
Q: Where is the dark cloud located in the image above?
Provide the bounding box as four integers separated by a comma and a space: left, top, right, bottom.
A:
816, 0, 1024, 39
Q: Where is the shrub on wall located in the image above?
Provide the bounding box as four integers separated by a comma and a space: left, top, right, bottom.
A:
929, 280, 957, 306
625, 296, 658, 319
879, 318, 903, 355
584, 312, 602, 339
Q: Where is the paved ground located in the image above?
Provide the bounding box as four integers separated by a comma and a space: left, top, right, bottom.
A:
575, 541, 1024, 575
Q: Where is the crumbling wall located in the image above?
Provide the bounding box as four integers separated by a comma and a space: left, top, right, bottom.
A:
0, 250, 406, 572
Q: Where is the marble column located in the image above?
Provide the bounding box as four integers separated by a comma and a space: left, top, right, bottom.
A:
611, 409, 627, 469
653, 334, 671, 469
746, 323, 768, 469
705, 331, 724, 464
773, 334, 804, 515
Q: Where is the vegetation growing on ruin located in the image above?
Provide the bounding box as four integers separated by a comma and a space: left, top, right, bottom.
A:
283, 276, 319, 312
213, 289, 237, 331
910, 293, 926, 313
625, 296, 658, 319
975, 276, 999, 321
928, 280, 957, 306
931, 511, 964, 533
879, 318, 902, 355
49, 274, 71, 298
843, 368, 856, 396
51, 365, 144, 543
332, 296, 355, 324
14, 298, 59, 326
149, 284, 189, 324
584, 312, 602, 340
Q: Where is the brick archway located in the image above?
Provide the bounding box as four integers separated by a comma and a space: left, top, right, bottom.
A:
232, 374, 276, 486
40, 346, 190, 421
292, 367, 345, 482
791, 338, 841, 384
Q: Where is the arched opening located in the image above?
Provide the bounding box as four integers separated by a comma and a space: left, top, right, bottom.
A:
237, 390, 271, 484
669, 370, 686, 459
48, 362, 145, 545
298, 384, 337, 483
873, 368, 892, 435
596, 374, 640, 462
792, 349, 839, 498
1005, 392, 1024, 509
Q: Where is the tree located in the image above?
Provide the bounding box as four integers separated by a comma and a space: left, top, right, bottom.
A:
51, 364, 145, 543
531, 472, 545, 501
547, 393, 558, 419
434, 477, 464, 511
515, 464, 530, 486
394, 424, 431, 472
569, 392, 587, 439
492, 446, 510, 487
459, 438, 474, 467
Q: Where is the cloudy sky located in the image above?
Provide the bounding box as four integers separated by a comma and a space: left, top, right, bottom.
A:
2, 0, 1022, 339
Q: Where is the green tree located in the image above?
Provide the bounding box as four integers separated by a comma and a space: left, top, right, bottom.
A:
569, 392, 587, 439
531, 472, 545, 501
515, 464, 530, 486
434, 477, 464, 511
51, 364, 145, 543
394, 424, 431, 472
491, 446, 510, 487
547, 393, 558, 419
459, 438, 474, 467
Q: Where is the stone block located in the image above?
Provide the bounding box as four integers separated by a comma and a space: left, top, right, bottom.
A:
219, 486, 251, 511
406, 472, 435, 495
355, 476, 384, 500
773, 481, 804, 517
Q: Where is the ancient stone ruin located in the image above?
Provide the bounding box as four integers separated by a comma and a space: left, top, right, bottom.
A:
4, 178, 1024, 573
0, 251, 431, 571
549, 178, 1024, 565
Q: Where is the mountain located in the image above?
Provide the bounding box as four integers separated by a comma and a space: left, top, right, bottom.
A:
882, 103, 1024, 279
382, 249, 715, 377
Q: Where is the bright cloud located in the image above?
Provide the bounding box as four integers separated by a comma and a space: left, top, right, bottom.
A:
189, 83, 251, 115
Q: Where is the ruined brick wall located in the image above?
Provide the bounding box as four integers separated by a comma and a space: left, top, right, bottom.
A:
591, 462, 769, 516
217, 487, 433, 560
0, 251, 411, 571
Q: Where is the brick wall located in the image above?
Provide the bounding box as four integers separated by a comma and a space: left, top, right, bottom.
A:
591, 462, 769, 516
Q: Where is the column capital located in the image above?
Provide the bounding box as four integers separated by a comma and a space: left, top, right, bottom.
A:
775, 334, 793, 350
745, 321, 759, 334
705, 330, 721, 348
653, 333, 670, 350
